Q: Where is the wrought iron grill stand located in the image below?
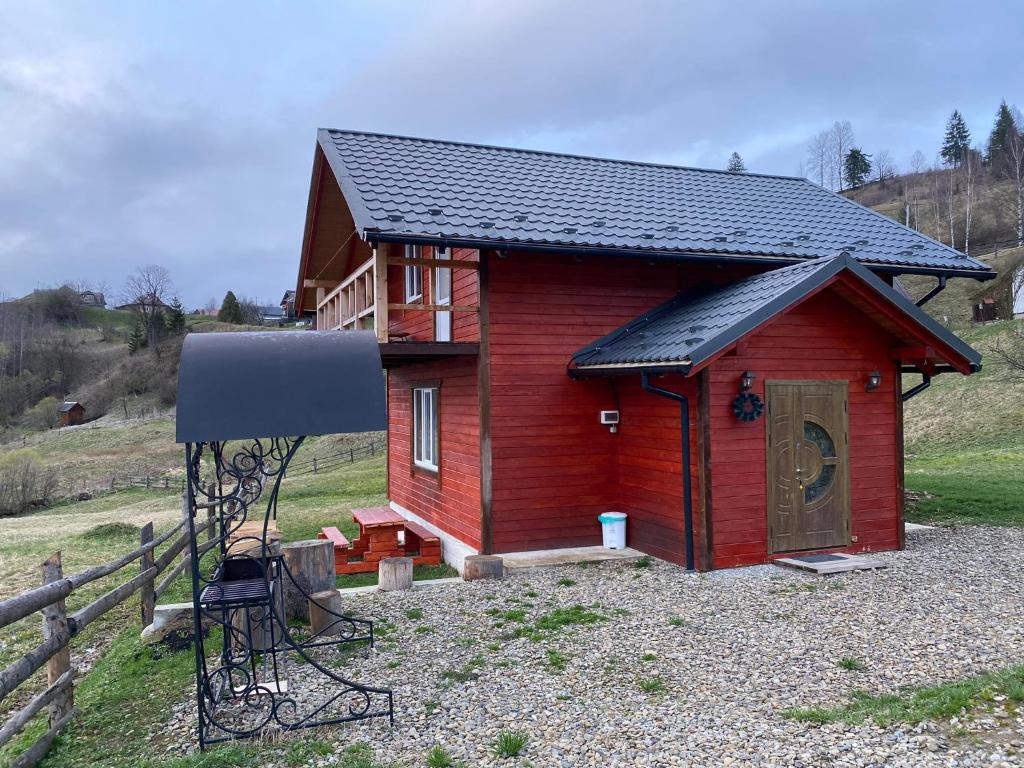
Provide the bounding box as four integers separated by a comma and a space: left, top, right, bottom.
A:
184, 436, 393, 749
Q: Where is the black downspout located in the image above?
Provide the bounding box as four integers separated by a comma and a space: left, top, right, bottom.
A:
641, 371, 695, 571
915, 275, 947, 307
901, 373, 932, 402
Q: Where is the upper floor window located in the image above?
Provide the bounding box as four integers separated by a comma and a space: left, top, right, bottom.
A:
412, 385, 439, 472
404, 244, 422, 302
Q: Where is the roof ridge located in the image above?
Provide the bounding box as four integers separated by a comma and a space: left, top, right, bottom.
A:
320, 127, 808, 182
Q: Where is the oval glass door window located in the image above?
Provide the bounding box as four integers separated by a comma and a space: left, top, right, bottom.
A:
802, 420, 837, 503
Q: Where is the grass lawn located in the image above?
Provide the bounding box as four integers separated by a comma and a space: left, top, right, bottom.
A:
785, 664, 1024, 726
906, 447, 1024, 526
0, 451, 398, 767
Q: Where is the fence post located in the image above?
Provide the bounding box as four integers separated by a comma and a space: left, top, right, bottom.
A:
349, 448, 354, 462
370, 442, 375, 456
41, 552, 72, 726
140, 523, 155, 627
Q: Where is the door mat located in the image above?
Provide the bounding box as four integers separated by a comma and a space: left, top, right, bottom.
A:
774, 552, 887, 575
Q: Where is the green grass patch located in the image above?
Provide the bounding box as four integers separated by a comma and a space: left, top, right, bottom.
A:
426, 744, 455, 768
838, 656, 866, 671
544, 649, 569, 672
906, 447, 1024, 526
784, 664, 1024, 726
638, 676, 666, 694
80, 522, 140, 541
336, 562, 458, 590
493, 729, 528, 758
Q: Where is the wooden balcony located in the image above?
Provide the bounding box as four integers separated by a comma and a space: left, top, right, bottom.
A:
311, 246, 481, 366
316, 256, 377, 333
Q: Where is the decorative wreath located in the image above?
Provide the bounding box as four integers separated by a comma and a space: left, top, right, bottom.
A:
732, 392, 764, 422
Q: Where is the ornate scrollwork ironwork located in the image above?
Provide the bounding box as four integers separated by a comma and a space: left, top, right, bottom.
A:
183, 436, 393, 749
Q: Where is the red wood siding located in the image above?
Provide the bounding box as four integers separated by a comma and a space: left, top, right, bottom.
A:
487, 252, 689, 553
706, 291, 901, 568
387, 358, 482, 550
388, 247, 480, 342
614, 375, 700, 567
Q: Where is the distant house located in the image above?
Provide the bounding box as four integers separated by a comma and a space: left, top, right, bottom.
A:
116, 293, 169, 312
79, 290, 106, 308
193, 307, 219, 317
260, 305, 285, 324
58, 401, 85, 427
281, 290, 296, 319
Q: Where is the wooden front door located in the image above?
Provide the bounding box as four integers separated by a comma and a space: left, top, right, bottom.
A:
766, 381, 850, 553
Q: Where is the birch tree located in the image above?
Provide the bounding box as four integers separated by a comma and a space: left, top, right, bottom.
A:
831, 121, 855, 191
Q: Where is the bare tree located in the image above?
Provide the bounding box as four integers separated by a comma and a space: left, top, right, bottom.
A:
122, 265, 174, 352
805, 130, 833, 189
875, 150, 897, 187
999, 106, 1024, 247
909, 150, 928, 176
963, 147, 980, 253
830, 121, 855, 191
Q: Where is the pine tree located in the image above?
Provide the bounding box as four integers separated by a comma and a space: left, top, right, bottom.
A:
128, 317, 146, 354
726, 152, 746, 172
941, 110, 971, 167
165, 296, 186, 336
217, 291, 244, 324
843, 148, 872, 189
987, 99, 1016, 166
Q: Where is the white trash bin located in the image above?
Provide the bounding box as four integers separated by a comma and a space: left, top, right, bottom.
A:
598, 512, 627, 549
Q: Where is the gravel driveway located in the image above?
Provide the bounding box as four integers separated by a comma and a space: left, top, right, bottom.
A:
166, 526, 1024, 766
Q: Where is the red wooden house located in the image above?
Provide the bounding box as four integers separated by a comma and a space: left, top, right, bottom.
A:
294, 130, 993, 571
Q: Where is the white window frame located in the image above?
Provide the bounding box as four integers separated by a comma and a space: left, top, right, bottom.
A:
412, 385, 439, 472
404, 244, 422, 302
434, 247, 452, 342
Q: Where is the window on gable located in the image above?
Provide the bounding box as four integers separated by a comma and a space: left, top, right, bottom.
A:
412, 386, 439, 472
404, 244, 422, 302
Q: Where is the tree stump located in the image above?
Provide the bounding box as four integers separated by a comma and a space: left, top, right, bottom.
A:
378, 557, 413, 591
308, 589, 344, 636
282, 540, 335, 622
463, 555, 504, 581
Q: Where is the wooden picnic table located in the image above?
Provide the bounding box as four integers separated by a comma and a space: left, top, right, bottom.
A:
351, 507, 406, 529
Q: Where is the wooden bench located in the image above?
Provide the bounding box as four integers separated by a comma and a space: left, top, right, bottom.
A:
317, 526, 351, 572
403, 520, 441, 566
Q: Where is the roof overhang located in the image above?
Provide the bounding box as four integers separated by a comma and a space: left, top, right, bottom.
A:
568, 254, 982, 380
365, 230, 997, 282
176, 331, 386, 443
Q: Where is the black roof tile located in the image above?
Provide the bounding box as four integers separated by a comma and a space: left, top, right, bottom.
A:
318, 130, 993, 277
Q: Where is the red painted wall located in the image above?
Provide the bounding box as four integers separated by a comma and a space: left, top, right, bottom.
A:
486, 252, 695, 553
388, 247, 479, 342
706, 290, 901, 568
387, 358, 482, 550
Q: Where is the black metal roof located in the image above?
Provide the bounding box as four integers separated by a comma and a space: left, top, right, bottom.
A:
176, 331, 386, 443
569, 255, 982, 374
317, 129, 994, 278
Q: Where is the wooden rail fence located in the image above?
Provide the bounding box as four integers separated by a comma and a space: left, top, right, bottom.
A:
0, 493, 210, 768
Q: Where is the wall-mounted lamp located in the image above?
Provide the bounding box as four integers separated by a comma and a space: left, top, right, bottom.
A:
866, 371, 882, 392
740, 370, 756, 392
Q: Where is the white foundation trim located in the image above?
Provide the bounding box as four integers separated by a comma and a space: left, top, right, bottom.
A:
388, 500, 478, 574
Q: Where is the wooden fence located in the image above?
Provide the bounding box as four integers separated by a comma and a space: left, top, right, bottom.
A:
58, 438, 386, 502
0, 494, 217, 768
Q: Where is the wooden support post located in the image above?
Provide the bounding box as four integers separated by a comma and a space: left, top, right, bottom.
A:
281, 541, 335, 622
139, 523, 155, 628
41, 552, 72, 727
374, 243, 389, 343
463, 555, 504, 581
378, 557, 413, 591
308, 590, 344, 636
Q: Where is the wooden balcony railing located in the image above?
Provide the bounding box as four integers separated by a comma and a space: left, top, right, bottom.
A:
313, 245, 480, 343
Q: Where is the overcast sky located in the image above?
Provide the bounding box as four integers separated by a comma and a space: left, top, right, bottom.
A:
2, 0, 1023, 308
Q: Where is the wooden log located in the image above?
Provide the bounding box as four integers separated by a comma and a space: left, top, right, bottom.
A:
463, 555, 504, 582
308, 590, 344, 636
68, 567, 156, 636
0, 519, 185, 631
139, 523, 155, 627
0, 633, 67, 703
41, 553, 72, 726
281, 540, 334, 622
10, 708, 76, 768
0, 669, 74, 749
378, 557, 413, 591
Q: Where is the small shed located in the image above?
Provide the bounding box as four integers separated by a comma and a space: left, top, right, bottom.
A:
58, 401, 85, 426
